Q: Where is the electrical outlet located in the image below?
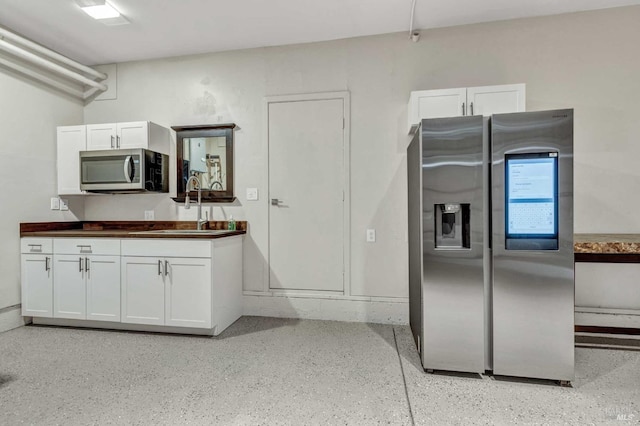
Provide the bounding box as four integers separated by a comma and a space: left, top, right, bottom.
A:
246, 187, 258, 201
50, 197, 60, 210
366, 229, 376, 243
144, 210, 155, 220
59, 199, 69, 211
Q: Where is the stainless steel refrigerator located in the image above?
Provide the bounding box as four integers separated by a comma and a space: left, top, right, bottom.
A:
408, 109, 574, 382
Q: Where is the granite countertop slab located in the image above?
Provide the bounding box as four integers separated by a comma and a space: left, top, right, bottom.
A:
574, 234, 640, 254
20, 221, 246, 239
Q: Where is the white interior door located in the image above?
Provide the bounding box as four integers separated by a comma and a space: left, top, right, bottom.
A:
268, 97, 345, 292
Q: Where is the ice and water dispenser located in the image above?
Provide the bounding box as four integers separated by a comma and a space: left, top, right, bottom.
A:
435, 203, 470, 249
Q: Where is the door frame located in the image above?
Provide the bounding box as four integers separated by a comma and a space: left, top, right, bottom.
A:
263, 91, 351, 295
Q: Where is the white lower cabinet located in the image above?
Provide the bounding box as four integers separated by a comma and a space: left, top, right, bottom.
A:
52, 239, 121, 321
53, 255, 87, 319
121, 257, 166, 325
165, 257, 212, 328
22, 236, 242, 335
21, 239, 54, 317
121, 239, 214, 329
86, 256, 121, 321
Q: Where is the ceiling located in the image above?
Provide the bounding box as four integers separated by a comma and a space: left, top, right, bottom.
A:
1, 0, 639, 66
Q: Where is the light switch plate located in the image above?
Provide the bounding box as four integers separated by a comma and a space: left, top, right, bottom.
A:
144, 210, 155, 220
59, 199, 69, 211
366, 229, 376, 242
246, 187, 258, 201
50, 197, 60, 210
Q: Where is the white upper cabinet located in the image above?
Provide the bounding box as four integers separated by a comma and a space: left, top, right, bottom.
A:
86, 123, 117, 150
466, 84, 526, 117
86, 121, 169, 154
58, 121, 170, 195
408, 88, 467, 126
408, 83, 525, 133
57, 125, 86, 195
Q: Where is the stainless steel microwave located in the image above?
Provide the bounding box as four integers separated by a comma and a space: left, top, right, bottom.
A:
79, 148, 169, 193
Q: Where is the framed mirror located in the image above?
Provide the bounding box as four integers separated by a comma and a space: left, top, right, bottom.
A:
172, 123, 236, 202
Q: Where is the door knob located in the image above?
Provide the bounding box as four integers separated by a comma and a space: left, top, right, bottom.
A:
271, 198, 282, 206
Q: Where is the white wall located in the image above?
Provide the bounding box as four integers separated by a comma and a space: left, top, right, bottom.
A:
0, 65, 84, 331
81, 6, 640, 317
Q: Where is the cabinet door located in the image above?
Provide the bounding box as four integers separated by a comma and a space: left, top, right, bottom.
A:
21, 254, 53, 317
409, 88, 467, 130
57, 126, 86, 195
53, 255, 86, 319
165, 258, 212, 328
121, 256, 164, 325
117, 122, 149, 150
86, 123, 117, 150
86, 255, 121, 322
466, 84, 525, 116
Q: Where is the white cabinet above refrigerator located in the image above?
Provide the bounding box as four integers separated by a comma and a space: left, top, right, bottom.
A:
408, 84, 525, 134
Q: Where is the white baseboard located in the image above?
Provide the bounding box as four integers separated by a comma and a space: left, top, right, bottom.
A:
243, 294, 408, 324
0, 305, 29, 333
576, 311, 640, 329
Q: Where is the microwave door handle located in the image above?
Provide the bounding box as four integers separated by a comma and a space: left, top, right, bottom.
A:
124, 156, 134, 183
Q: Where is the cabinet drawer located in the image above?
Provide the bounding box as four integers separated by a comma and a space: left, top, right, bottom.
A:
122, 239, 211, 258
21, 238, 53, 254
53, 238, 121, 255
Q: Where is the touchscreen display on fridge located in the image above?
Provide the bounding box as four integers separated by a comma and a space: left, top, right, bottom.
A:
505, 152, 558, 250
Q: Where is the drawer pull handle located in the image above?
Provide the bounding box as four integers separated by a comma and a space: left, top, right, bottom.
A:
28, 244, 43, 252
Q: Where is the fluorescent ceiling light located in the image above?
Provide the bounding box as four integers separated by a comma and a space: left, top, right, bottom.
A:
81, 3, 120, 20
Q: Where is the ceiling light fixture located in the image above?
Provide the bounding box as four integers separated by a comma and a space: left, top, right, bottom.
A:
81, 3, 120, 20
76, 0, 129, 25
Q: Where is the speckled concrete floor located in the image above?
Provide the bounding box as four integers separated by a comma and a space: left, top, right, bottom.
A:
0, 317, 638, 425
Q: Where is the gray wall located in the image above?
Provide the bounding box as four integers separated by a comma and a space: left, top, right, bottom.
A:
82, 5, 640, 298
0, 67, 83, 316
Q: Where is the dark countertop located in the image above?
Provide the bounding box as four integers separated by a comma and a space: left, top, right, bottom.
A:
574, 234, 640, 254
20, 221, 246, 239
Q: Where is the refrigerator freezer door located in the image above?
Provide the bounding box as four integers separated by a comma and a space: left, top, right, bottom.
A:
421, 116, 486, 373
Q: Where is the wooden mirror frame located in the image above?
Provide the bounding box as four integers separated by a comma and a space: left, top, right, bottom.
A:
172, 123, 236, 203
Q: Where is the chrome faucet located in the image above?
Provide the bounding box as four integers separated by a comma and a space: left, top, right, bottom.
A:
185, 175, 208, 230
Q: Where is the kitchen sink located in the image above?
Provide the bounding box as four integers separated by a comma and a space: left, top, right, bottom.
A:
129, 229, 235, 235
